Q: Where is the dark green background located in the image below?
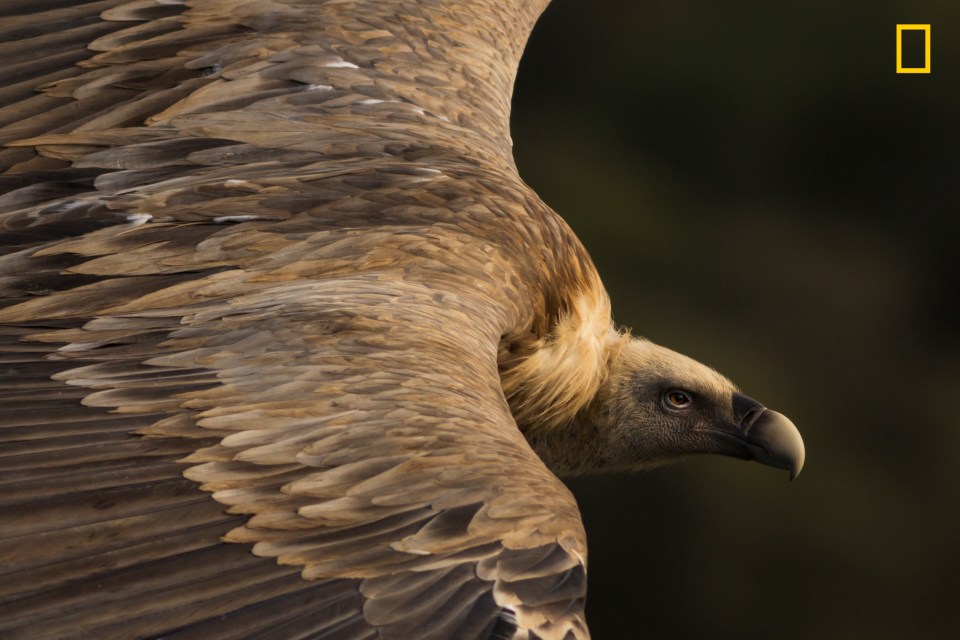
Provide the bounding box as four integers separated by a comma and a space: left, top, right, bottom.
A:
511, 1, 958, 638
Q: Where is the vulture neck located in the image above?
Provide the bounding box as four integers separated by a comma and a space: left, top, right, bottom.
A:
501, 280, 627, 443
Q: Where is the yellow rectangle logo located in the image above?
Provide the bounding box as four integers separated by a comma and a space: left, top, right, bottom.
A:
897, 24, 931, 73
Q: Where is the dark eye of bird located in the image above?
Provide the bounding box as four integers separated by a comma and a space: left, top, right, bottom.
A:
662, 390, 693, 410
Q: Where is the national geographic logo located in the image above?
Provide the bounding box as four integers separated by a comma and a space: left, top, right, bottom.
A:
896, 24, 931, 73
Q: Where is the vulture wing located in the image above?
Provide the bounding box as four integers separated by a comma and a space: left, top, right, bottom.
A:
0, 1, 593, 638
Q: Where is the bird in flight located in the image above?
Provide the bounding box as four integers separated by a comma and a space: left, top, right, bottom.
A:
0, 1, 804, 638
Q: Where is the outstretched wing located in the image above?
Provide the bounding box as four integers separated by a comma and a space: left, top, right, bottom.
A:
0, 1, 592, 638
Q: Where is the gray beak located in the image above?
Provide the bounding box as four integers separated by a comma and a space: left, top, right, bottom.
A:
732, 393, 806, 480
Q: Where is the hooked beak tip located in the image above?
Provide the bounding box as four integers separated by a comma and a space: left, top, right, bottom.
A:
746, 409, 805, 480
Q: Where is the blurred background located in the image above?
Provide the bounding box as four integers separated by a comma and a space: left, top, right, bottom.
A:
511, 1, 958, 638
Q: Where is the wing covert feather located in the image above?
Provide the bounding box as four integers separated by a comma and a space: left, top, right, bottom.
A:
0, 1, 595, 638
1, 269, 589, 639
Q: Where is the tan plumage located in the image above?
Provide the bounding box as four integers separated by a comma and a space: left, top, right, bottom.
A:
0, 1, 804, 639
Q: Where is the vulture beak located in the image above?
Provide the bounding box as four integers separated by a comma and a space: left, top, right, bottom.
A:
728, 392, 806, 480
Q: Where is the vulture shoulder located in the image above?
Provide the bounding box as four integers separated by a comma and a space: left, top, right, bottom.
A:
0, 1, 804, 639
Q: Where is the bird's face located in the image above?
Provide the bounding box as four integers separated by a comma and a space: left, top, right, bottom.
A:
596, 339, 805, 479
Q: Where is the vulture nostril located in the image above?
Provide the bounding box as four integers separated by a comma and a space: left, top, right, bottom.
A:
740, 406, 765, 433
732, 392, 767, 431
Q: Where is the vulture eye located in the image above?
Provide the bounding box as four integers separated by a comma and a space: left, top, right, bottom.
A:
662, 390, 694, 411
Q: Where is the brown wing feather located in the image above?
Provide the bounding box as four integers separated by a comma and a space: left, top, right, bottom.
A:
0, 1, 595, 638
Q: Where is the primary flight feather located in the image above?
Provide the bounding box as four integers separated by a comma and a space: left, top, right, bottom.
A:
0, 1, 804, 638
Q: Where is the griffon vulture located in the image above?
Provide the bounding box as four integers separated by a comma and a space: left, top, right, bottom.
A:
0, 0, 805, 638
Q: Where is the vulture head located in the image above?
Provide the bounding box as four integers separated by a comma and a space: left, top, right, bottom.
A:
507, 295, 805, 480
592, 338, 804, 478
